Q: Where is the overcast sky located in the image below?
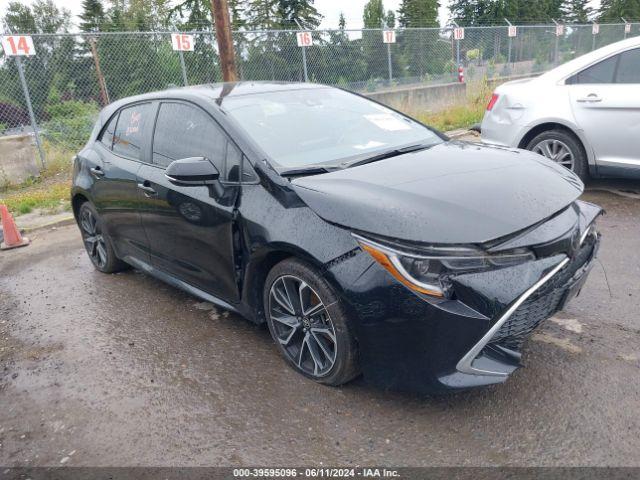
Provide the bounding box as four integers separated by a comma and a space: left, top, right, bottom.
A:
3, 0, 603, 31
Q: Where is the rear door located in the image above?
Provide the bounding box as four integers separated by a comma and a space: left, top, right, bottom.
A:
92, 102, 154, 262
136, 101, 242, 301
568, 48, 640, 172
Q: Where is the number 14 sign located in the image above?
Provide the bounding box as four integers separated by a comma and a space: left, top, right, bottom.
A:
1, 35, 36, 56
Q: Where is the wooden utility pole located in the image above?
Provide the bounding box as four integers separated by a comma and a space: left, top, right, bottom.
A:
89, 37, 110, 106
210, 0, 238, 82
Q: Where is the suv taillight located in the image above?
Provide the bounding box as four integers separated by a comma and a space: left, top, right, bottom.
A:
486, 93, 499, 111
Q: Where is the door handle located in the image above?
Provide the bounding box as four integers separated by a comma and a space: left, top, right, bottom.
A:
576, 94, 602, 103
90, 166, 105, 178
137, 182, 157, 196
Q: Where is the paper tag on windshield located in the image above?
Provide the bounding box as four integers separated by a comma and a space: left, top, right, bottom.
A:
365, 114, 411, 131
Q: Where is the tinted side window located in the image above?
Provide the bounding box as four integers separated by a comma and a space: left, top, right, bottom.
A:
113, 103, 153, 160
99, 113, 118, 150
616, 48, 640, 83
152, 102, 226, 172
571, 55, 618, 84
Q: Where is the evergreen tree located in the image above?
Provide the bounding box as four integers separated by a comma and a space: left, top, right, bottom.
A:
338, 12, 347, 30
599, 0, 640, 22
80, 0, 105, 32
398, 0, 440, 28
277, 0, 323, 29
562, 0, 593, 23
385, 10, 396, 28
448, 0, 477, 25
247, 0, 280, 29
3, 2, 37, 33
363, 0, 385, 28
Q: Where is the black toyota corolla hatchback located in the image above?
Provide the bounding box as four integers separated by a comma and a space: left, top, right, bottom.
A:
71, 82, 601, 393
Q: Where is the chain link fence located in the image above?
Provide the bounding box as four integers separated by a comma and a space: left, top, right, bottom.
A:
0, 22, 638, 168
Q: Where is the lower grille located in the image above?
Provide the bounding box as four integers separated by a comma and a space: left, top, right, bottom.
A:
490, 233, 597, 350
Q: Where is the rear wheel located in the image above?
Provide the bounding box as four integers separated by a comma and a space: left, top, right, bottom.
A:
78, 202, 129, 274
264, 258, 359, 386
526, 129, 588, 181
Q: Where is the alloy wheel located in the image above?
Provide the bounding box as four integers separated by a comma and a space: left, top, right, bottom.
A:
268, 275, 337, 378
80, 208, 108, 269
532, 139, 575, 170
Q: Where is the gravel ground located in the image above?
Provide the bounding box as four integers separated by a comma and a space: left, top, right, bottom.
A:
0, 181, 639, 467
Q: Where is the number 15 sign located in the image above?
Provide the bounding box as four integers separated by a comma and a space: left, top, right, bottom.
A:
1, 35, 36, 56
171, 33, 194, 52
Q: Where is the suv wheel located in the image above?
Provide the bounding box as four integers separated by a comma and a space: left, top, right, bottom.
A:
264, 258, 359, 386
78, 202, 129, 273
527, 129, 588, 181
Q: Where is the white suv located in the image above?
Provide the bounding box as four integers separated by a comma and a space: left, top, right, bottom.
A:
481, 36, 640, 180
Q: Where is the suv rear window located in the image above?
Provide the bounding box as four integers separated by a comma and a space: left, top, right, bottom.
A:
113, 103, 153, 160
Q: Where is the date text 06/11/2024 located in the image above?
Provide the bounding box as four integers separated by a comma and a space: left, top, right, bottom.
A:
232, 468, 401, 478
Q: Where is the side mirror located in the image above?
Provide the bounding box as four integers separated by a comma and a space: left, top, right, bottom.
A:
165, 157, 220, 186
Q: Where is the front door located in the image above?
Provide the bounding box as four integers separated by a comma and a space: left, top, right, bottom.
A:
136, 101, 242, 301
568, 48, 640, 174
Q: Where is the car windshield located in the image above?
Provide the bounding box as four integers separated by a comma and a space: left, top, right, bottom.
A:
221, 87, 443, 170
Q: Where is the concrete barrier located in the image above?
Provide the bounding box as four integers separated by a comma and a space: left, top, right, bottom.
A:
0, 134, 39, 186
365, 82, 467, 112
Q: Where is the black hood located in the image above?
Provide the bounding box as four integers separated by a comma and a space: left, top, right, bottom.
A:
291, 142, 583, 244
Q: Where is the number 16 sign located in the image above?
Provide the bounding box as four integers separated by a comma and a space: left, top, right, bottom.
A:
1, 35, 36, 56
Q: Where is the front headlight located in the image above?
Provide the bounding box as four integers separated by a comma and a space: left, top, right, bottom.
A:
354, 234, 535, 298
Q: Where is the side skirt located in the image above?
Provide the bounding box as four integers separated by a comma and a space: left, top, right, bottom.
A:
123, 255, 241, 314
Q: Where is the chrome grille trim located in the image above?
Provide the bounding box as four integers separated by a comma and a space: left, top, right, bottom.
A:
456, 256, 570, 377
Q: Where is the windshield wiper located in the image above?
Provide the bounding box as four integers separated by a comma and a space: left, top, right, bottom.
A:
279, 166, 335, 177
340, 143, 435, 169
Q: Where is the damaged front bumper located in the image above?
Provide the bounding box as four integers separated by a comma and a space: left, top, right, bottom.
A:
330, 201, 602, 394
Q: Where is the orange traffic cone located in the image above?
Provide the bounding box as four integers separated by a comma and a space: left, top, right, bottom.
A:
0, 204, 30, 250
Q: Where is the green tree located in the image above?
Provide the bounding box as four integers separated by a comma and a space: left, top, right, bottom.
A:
79, 0, 105, 32
385, 10, 396, 27
398, 0, 439, 28
562, 0, 592, 23
338, 11, 347, 29
3, 2, 37, 33
599, 0, 640, 21
247, 0, 280, 29
363, 0, 385, 28
277, 0, 323, 29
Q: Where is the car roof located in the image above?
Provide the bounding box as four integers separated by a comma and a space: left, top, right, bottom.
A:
539, 35, 640, 82
104, 81, 326, 110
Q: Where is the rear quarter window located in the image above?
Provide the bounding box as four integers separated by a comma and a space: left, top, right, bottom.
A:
98, 113, 118, 150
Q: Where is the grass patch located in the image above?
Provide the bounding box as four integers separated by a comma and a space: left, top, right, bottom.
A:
1, 181, 71, 216
0, 141, 74, 217
410, 79, 493, 132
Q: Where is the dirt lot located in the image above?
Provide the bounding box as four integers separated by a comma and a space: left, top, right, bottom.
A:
1, 181, 639, 467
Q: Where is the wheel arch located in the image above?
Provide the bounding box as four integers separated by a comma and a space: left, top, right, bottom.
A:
71, 191, 90, 222
517, 121, 594, 167
241, 243, 340, 324
241, 244, 322, 324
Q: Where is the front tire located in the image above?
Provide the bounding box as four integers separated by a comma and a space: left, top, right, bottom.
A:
526, 129, 588, 181
264, 258, 359, 386
78, 202, 129, 274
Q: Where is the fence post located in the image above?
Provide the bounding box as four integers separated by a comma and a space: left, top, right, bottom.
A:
89, 36, 110, 106
294, 20, 309, 82
552, 19, 560, 65
15, 56, 46, 168
505, 18, 513, 74
178, 49, 188, 86
381, 21, 393, 85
